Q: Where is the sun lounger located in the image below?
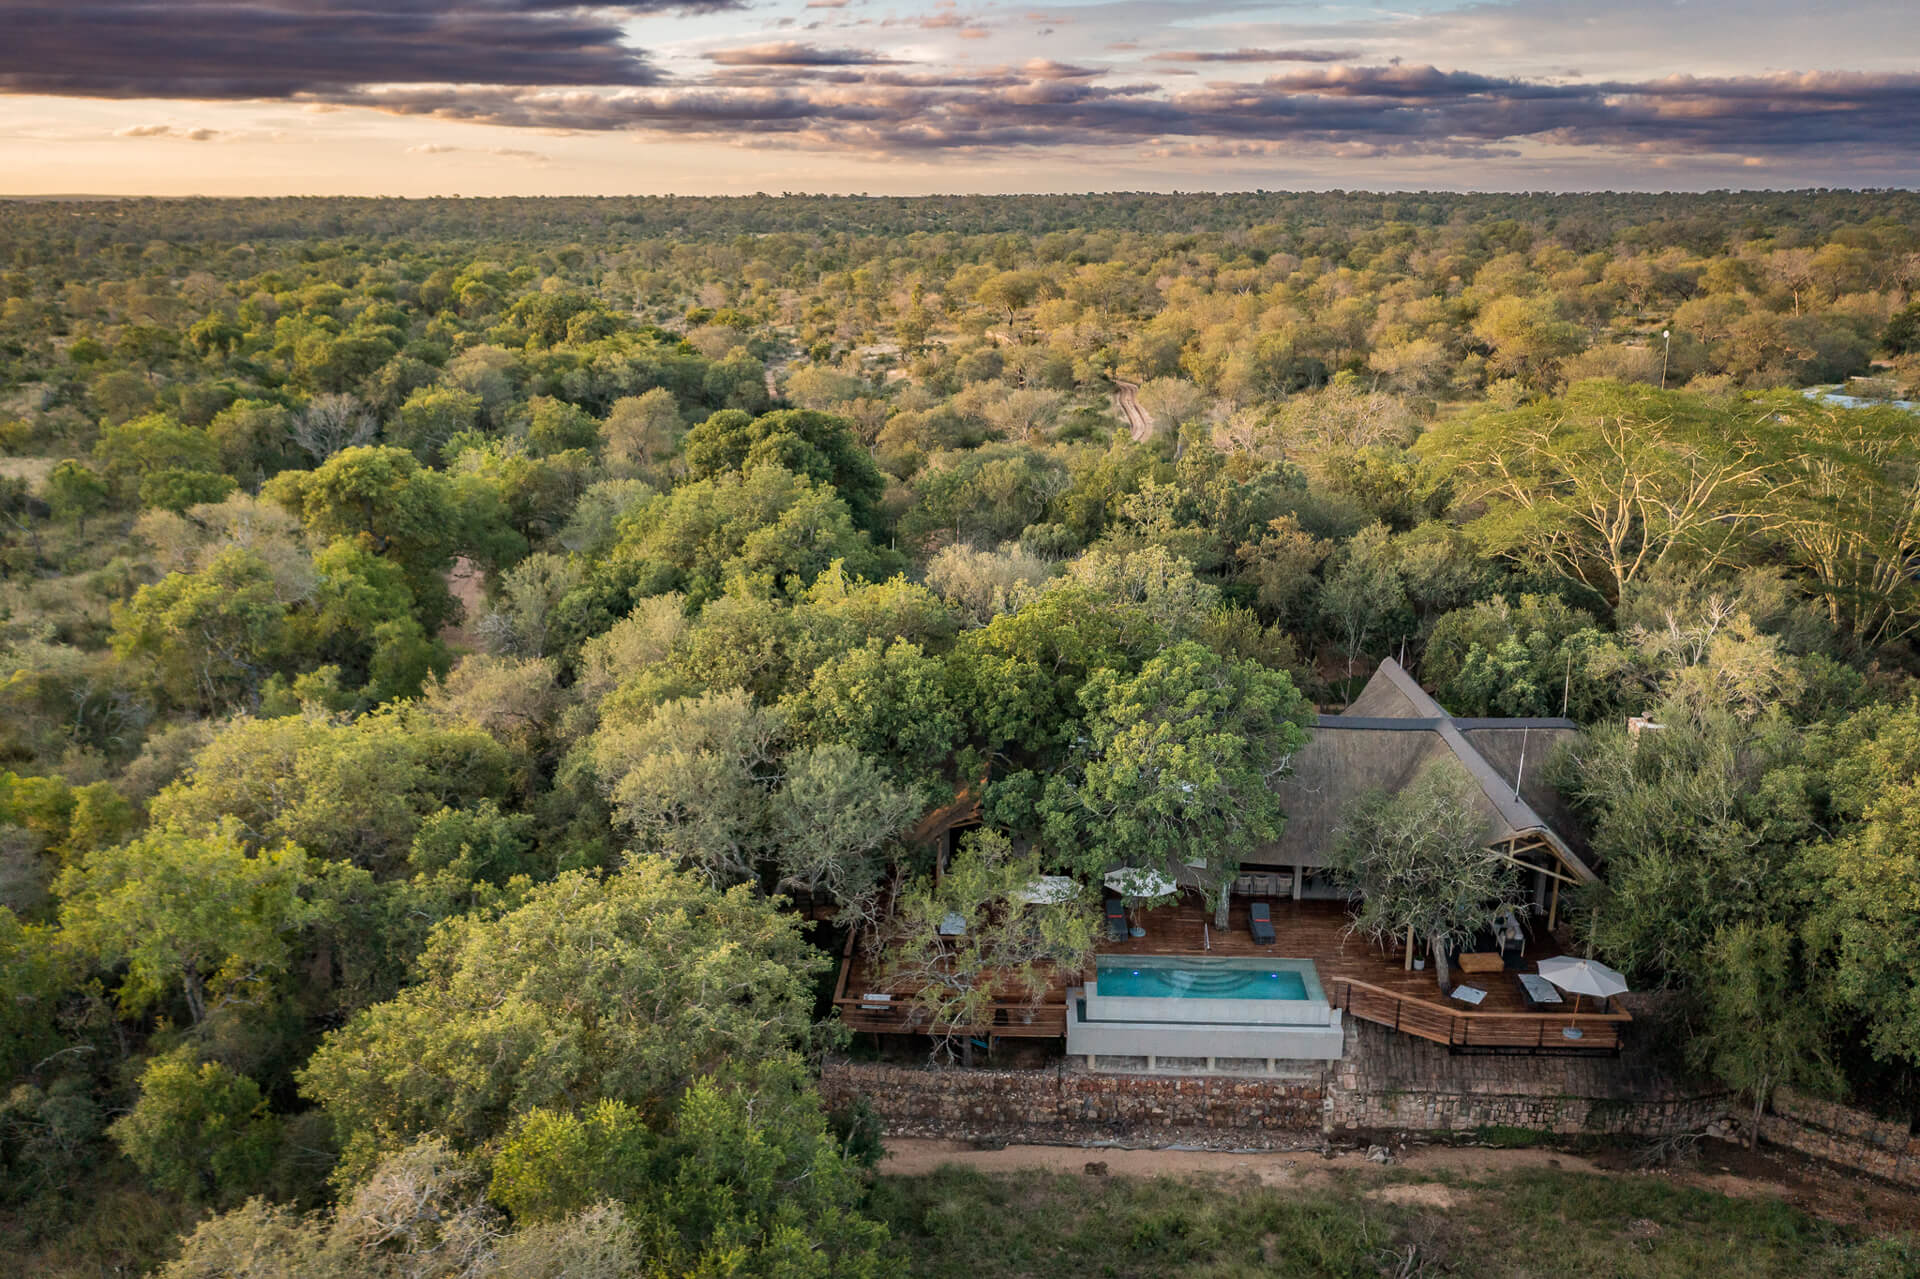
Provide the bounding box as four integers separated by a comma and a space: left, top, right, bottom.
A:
1105, 897, 1128, 941
1449, 985, 1487, 1007
1517, 973, 1564, 1009
1249, 901, 1276, 945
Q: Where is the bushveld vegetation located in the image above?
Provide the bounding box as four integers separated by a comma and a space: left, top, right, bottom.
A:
4, 190, 1920, 1274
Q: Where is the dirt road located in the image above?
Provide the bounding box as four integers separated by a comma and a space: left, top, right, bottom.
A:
878, 1137, 1920, 1232
1111, 378, 1152, 441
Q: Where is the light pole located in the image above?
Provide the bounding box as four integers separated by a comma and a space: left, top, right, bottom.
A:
1660, 329, 1671, 389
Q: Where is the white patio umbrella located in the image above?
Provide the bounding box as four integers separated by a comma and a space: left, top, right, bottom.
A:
1538, 955, 1629, 1013
1104, 867, 1177, 938
1016, 876, 1079, 905
1103, 867, 1176, 899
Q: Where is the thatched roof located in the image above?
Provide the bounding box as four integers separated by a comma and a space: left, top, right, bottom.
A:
1252, 660, 1595, 882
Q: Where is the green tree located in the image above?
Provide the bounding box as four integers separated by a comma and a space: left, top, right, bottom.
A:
300, 856, 825, 1181
1695, 922, 1839, 1147
389, 384, 481, 463
788, 638, 963, 791
1421, 383, 1784, 605
264, 445, 461, 628
42, 459, 108, 532
682, 407, 886, 534
1325, 760, 1525, 991
1045, 640, 1313, 926
56, 823, 324, 1024
768, 743, 917, 932
111, 547, 290, 712
880, 829, 1098, 1058
591, 689, 785, 884
110, 1050, 279, 1201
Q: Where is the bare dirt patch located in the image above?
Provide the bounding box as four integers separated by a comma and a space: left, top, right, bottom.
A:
1369, 1182, 1466, 1209
439, 556, 486, 652
0, 456, 55, 485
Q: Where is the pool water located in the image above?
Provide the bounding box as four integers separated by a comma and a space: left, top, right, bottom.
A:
1097, 959, 1310, 1001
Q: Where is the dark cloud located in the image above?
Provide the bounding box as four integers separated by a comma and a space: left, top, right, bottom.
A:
312, 64, 1920, 172
1152, 48, 1360, 64
708, 42, 902, 67
0, 0, 735, 96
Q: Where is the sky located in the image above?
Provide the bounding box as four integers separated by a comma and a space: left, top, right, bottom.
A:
1, 0, 1916, 196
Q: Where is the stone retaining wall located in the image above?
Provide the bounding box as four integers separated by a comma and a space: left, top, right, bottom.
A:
820, 1061, 1325, 1150
1760, 1087, 1920, 1188
824, 1021, 1727, 1147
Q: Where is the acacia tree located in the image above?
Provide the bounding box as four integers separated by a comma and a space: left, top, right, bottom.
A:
880, 829, 1099, 1061
768, 743, 917, 935
1324, 760, 1523, 992
1421, 383, 1788, 605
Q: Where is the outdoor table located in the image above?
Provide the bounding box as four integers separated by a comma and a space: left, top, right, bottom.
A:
1457, 952, 1505, 974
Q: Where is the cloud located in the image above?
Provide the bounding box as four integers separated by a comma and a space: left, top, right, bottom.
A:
308, 64, 1920, 173
1152, 48, 1360, 64
0, 0, 738, 97
707, 43, 901, 67
116, 123, 219, 140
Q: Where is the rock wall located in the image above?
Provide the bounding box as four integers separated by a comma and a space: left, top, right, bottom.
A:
824, 1022, 1727, 1147
819, 1061, 1325, 1150
1324, 1020, 1724, 1138
1760, 1087, 1920, 1188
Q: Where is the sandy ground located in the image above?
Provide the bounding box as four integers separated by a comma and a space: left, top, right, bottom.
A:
879, 1138, 1920, 1232
0, 456, 55, 485
438, 556, 487, 652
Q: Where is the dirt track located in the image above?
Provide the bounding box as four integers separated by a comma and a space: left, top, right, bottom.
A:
878, 1137, 1920, 1232
1111, 379, 1152, 441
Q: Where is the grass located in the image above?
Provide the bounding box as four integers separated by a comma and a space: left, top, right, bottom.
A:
869, 1165, 1920, 1279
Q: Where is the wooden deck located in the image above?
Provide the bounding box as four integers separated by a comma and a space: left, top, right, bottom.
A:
834, 898, 1629, 1054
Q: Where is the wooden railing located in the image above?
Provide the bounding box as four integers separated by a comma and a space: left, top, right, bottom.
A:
830, 931, 1069, 1038
1330, 977, 1630, 1052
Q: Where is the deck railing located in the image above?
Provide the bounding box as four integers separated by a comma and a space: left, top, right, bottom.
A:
830, 930, 1069, 1038
1329, 976, 1630, 1052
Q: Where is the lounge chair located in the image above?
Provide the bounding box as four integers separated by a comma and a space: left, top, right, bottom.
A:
1249, 901, 1276, 945
1104, 897, 1128, 941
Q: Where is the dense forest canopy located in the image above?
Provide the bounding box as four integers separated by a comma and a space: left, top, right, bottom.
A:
4, 189, 1920, 1275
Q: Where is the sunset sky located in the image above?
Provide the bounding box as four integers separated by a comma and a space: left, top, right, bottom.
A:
2, 0, 1916, 196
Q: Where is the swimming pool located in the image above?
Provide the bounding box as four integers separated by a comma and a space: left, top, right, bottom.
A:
1098, 957, 1310, 1000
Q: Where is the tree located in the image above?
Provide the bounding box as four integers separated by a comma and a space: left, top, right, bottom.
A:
1324, 760, 1523, 991
0, 906, 69, 1079
299, 857, 825, 1181
264, 444, 461, 626
591, 689, 785, 884
110, 1050, 279, 1201
1318, 524, 1410, 681
55, 823, 324, 1024
1695, 922, 1838, 1147
292, 392, 378, 462
111, 547, 290, 712
601, 387, 681, 475
768, 744, 917, 933
879, 829, 1099, 1059
149, 709, 517, 872
612, 464, 897, 605
1799, 700, 1920, 1067
389, 385, 480, 463
1555, 708, 1813, 990
1421, 383, 1787, 605
42, 459, 108, 532
207, 399, 300, 484
788, 638, 963, 791
1047, 640, 1313, 926
681, 407, 886, 534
